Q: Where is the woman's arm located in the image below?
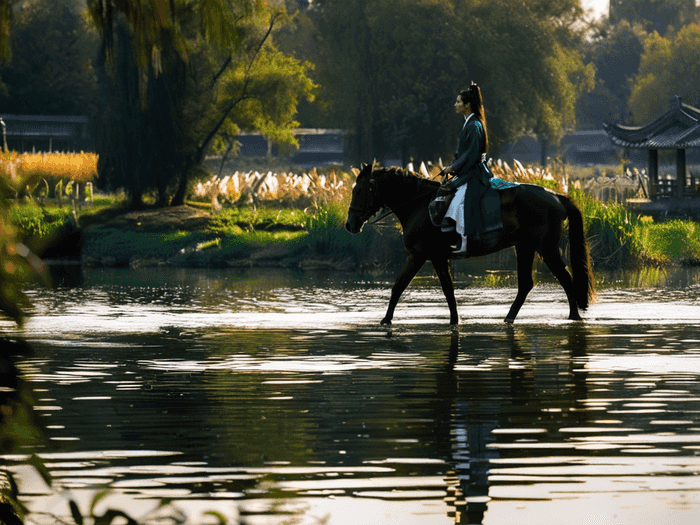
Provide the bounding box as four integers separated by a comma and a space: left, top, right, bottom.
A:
450, 121, 482, 175
444, 121, 482, 189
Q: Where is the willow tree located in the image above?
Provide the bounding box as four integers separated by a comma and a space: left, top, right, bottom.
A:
88, 0, 315, 207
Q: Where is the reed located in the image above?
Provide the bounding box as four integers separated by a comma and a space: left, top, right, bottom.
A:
1, 151, 97, 195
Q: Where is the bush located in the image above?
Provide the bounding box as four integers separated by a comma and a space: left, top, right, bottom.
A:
638, 219, 700, 264
569, 188, 643, 269
9, 202, 74, 240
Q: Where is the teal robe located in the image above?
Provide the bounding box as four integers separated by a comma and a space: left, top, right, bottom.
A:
446, 114, 491, 236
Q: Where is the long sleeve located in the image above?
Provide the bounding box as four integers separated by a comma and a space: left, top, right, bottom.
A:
450, 120, 482, 176
445, 118, 485, 190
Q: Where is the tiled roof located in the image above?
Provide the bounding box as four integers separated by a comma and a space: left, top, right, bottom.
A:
603, 95, 700, 149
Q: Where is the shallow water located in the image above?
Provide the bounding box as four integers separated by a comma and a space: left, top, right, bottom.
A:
5, 265, 700, 524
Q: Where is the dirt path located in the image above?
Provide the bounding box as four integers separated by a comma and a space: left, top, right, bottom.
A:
82, 205, 213, 232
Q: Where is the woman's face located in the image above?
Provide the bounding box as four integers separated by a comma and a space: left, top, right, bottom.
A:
454, 95, 470, 116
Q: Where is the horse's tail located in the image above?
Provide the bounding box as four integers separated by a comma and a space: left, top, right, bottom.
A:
558, 194, 596, 310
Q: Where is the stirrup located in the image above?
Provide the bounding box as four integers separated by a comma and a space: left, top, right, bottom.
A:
452, 237, 467, 255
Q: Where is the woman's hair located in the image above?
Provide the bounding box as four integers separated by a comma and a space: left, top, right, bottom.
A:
459, 83, 489, 153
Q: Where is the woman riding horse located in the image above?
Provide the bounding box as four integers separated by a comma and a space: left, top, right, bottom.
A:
442, 83, 492, 254
345, 163, 595, 325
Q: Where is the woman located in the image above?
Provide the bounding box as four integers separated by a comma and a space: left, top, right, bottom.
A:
442, 83, 491, 254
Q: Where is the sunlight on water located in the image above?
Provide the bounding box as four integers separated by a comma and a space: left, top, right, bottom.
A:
6, 267, 700, 524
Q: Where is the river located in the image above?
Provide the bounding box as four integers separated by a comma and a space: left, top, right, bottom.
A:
3, 262, 700, 524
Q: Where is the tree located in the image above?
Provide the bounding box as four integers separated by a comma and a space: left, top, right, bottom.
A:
312, 0, 459, 166
311, 0, 592, 165
610, 0, 695, 35
576, 19, 648, 128
0, 0, 99, 116
629, 24, 700, 125
462, 0, 593, 160
0, 0, 13, 61
89, 0, 316, 207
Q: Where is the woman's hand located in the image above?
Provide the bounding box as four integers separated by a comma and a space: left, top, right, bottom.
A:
444, 166, 455, 174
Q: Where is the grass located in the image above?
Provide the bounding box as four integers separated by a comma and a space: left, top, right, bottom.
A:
82, 228, 211, 263
9, 158, 700, 271
637, 219, 700, 264
204, 205, 309, 234
9, 202, 75, 239
569, 189, 643, 269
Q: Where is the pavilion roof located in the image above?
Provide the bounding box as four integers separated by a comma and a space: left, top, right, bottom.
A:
602, 95, 700, 149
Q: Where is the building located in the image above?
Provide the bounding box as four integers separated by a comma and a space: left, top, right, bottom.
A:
603, 95, 700, 197
237, 128, 346, 168
0, 114, 91, 152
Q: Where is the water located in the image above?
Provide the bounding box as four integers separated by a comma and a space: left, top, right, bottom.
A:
4, 265, 700, 524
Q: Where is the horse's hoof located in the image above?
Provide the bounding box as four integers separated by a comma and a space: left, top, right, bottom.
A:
504, 318, 514, 324
380, 318, 392, 326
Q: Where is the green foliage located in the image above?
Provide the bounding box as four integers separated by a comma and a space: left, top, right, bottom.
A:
629, 24, 700, 125
9, 203, 73, 240
570, 188, 643, 268
0, 0, 99, 115
576, 20, 648, 129
312, 0, 590, 162
637, 219, 700, 263
610, 0, 696, 35
303, 201, 350, 254
302, 201, 401, 265
91, 1, 317, 208
207, 206, 309, 234
569, 189, 700, 267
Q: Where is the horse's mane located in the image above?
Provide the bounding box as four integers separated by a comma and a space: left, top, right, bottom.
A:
372, 165, 440, 189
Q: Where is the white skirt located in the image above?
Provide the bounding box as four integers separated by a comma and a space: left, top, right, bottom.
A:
444, 183, 467, 238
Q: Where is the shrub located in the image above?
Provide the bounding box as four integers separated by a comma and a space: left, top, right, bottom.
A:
638, 219, 700, 264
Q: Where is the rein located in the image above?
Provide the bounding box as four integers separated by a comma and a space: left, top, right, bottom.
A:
366, 176, 441, 225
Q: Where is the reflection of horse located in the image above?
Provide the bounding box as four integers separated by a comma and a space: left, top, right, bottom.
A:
345, 163, 595, 325
437, 325, 591, 522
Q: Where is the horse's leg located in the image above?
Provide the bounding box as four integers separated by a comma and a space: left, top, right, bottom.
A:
540, 248, 582, 321
505, 243, 535, 323
382, 253, 427, 325
432, 257, 459, 325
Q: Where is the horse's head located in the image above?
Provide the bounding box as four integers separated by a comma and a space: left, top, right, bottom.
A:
345, 163, 381, 234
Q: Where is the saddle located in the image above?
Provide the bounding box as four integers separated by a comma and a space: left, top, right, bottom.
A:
429, 179, 506, 235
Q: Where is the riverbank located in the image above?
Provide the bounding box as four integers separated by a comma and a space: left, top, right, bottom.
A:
13, 187, 700, 275
74, 203, 407, 271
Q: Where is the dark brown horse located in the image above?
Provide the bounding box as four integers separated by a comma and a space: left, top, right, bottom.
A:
345, 163, 595, 324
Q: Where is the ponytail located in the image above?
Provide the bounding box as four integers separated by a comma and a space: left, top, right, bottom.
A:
459, 83, 489, 153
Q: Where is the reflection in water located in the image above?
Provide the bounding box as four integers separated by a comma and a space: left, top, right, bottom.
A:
438, 325, 591, 523
5, 268, 700, 524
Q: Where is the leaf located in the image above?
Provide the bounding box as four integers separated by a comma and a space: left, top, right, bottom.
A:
27, 454, 52, 488
89, 489, 110, 516
203, 510, 227, 525
94, 509, 138, 525
69, 499, 84, 525
0, 502, 24, 525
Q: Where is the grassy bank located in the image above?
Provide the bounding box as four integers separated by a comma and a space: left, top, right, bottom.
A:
29, 198, 406, 270
7, 158, 700, 272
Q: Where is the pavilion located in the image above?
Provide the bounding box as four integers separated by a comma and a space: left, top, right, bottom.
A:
603, 95, 700, 198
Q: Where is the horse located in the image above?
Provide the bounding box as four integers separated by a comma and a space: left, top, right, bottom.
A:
344, 163, 595, 325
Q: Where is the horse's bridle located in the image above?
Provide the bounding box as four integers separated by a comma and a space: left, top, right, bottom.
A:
350, 168, 444, 225
348, 176, 383, 222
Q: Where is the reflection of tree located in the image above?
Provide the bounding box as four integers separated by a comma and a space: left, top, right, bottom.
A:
437, 324, 590, 523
